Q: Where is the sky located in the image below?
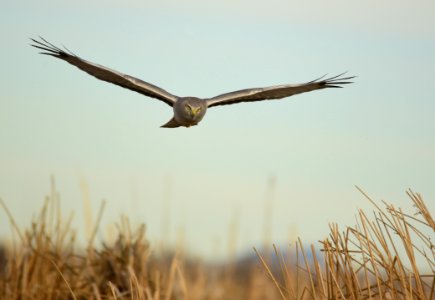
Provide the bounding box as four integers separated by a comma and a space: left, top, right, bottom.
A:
1, 0, 434, 260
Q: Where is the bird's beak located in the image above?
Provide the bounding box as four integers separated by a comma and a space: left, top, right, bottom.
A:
192, 107, 201, 116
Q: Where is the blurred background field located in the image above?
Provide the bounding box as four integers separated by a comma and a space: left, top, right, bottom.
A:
0, 180, 433, 299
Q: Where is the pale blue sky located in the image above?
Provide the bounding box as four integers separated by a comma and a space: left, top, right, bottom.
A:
1, 0, 434, 259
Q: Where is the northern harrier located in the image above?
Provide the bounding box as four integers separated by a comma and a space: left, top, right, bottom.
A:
31, 37, 354, 128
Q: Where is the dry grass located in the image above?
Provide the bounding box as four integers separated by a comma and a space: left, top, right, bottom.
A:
258, 187, 434, 299
0, 186, 433, 299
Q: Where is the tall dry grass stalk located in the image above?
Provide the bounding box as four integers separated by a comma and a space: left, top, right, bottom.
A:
257, 188, 434, 299
0, 184, 433, 299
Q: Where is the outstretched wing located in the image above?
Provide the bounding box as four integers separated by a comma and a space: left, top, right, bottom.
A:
206, 73, 355, 108
30, 37, 178, 107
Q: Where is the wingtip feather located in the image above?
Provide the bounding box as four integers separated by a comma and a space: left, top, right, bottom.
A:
30, 36, 73, 57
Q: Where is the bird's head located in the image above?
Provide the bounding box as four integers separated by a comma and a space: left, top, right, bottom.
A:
174, 97, 207, 126
184, 103, 202, 118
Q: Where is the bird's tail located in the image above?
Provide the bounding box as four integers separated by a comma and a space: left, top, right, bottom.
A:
160, 117, 182, 128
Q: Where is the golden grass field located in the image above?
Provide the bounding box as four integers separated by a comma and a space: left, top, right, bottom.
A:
0, 186, 433, 299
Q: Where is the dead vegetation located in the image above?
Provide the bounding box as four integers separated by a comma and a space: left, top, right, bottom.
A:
257, 187, 434, 299
0, 185, 433, 299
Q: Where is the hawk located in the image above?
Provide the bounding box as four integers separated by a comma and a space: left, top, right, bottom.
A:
31, 37, 354, 128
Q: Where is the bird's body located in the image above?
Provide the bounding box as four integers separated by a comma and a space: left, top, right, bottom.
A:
31, 37, 354, 128
170, 97, 207, 128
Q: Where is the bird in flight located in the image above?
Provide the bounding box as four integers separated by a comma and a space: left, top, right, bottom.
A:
31, 37, 354, 128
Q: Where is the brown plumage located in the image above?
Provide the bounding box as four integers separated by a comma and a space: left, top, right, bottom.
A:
31, 37, 355, 128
